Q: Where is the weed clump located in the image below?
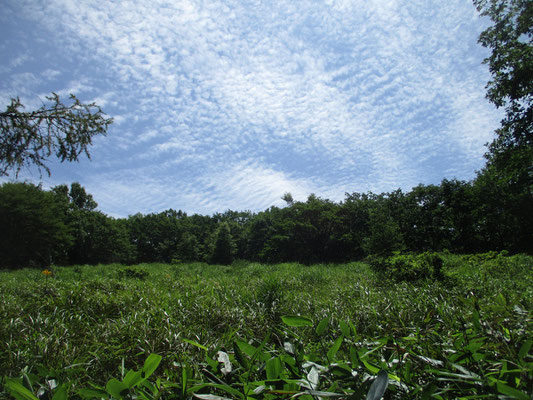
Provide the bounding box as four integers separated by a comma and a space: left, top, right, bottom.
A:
369, 252, 444, 282
118, 267, 148, 280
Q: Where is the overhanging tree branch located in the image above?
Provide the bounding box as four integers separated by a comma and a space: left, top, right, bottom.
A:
0, 92, 113, 176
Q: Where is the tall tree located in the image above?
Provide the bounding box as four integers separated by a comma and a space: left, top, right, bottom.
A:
210, 222, 236, 265
0, 182, 72, 268
0, 93, 113, 176
474, 0, 532, 178
474, 0, 533, 252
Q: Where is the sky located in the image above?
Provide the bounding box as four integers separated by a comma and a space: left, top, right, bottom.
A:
0, 0, 502, 218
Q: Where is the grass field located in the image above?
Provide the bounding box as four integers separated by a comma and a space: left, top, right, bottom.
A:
1, 253, 532, 399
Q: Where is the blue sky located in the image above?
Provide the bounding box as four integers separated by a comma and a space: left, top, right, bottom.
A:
1, 0, 501, 217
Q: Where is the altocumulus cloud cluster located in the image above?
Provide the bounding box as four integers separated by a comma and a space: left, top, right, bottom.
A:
0, 0, 502, 217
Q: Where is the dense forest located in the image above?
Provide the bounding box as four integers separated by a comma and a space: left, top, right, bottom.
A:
1, 165, 531, 269
1, 0, 531, 269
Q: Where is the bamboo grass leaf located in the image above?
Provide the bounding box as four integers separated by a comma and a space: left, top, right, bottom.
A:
282, 315, 313, 327
365, 370, 389, 400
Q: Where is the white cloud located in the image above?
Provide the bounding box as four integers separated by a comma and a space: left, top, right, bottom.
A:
0, 0, 502, 216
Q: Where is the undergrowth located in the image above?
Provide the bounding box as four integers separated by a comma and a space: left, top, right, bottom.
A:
0, 254, 531, 399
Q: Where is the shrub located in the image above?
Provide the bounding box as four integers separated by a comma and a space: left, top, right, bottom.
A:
118, 267, 148, 280
369, 252, 444, 282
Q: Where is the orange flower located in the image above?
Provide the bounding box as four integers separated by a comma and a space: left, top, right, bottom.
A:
42, 269, 52, 276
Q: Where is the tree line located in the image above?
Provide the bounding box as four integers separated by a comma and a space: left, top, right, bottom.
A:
1, 167, 530, 269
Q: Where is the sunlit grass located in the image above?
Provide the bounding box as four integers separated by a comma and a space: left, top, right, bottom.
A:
0, 254, 531, 398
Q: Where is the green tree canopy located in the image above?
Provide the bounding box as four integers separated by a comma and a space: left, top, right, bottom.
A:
0, 93, 112, 176
474, 0, 532, 174
0, 182, 73, 268
210, 222, 236, 265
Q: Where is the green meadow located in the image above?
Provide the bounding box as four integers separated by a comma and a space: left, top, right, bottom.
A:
1, 253, 532, 399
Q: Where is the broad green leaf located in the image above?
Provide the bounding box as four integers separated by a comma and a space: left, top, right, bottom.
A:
497, 383, 529, 399
266, 357, 282, 380
206, 354, 218, 371
362, 360, 380, 374
106, 378, 129, 399
182, 365, 188, 397
77, 388, 108, 399
471, 311, 482, 332
183, 338, 209, 351
235, 339, 257, 357
194, 395, 232, 400
140, 379, 157, 395
518, 340, 531, 360
496, 293, 506, 306
315, 316, 330, 336
282, 354, 297, 367
233, 341, 249, 369
281, 315, 313, 327
366, 370, 389, 400
51, 385, 67, 400
420, 383, 437, 400
339, 321, 351, 337
4, 379, 39, 400
122, 369, 143, 388
327, 335, 343, 361
142, 354, 162, 379
349, 345, 360, 367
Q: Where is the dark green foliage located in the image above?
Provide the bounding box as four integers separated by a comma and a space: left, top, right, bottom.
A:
53, 183, 134, 265
474, 0, 532, 154
0, 182, 72, 268
118, 267, 149, 280
363, 207, 405, 257
369, 252, 444, 282
127, 209, 194, 264
472, 0, 533, 255
1, 177, 531, 268
210, 222, 236, 265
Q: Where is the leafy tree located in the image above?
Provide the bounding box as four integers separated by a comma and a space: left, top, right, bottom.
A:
174, 231, 199, 262
403, 184, 449, 252
69, 182, 98, 210
473, 169, 532, 251
243, 212, 274, 261
187, 213, 219, 261
439, 179, 481, 252
338, 192, 375, 259
474, 0, 532, 181
288, 194, 342, 263
0, 182, 72, 268
68, 210, 134, 264
472, 0, 533, 253
52, 183, 134, 264
213, 210, 254, 259
0, 93, 113, 176
362, 204, 405, 257
128, 212, 174, 263
281, 192, 295, 206
210, 222, 236, 265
